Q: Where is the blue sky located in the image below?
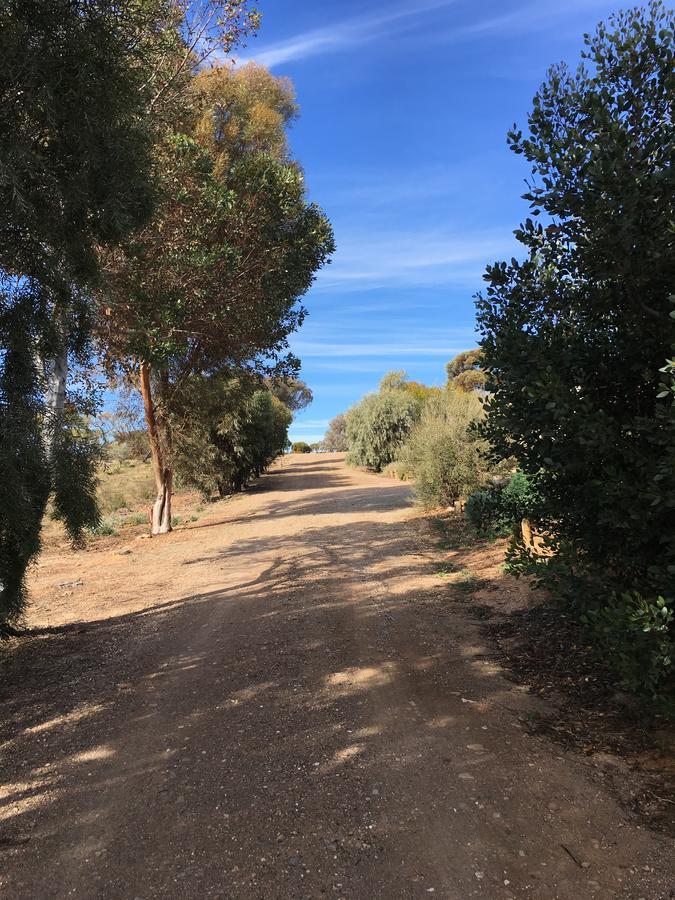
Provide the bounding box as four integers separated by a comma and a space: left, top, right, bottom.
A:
238, 0, 625, 444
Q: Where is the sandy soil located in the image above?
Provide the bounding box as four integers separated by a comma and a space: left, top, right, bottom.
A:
0, 453, 673, 899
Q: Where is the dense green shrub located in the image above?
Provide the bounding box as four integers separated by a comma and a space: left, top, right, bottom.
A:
465, 487, 504, 536
396, 390, 488, 508
0, 298, 50, 627
475, 3, 675, 702
173, 378, 292, 498
50, 414, 103, 542
466, 472, 540, 537
582, 593, 674, 701
346, 389, 418, 472
291, 441, 312, 453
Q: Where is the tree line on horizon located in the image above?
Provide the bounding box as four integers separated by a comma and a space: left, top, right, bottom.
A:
0, 0, 334, 630
326, 2, 675, 707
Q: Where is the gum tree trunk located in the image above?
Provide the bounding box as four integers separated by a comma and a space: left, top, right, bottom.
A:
42, 309, 69, 462
139, 361, 172, 535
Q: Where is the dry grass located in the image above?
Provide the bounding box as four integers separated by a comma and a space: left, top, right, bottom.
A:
98, 459, 156, 516
42, 458, 211, 547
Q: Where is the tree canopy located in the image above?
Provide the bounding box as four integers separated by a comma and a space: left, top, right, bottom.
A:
446, 350, 486, 393
476, 0, 675, 694
101, 60, 333, 532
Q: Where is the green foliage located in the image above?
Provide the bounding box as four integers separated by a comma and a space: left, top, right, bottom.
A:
322, 413, 348, 452
396, 390, 488, 508
465, 488, 504, 537
267, 377, 312, 412
581, 593, 674, 701
87, 518, 118, 538
173, 378, 292, 498
0, 0, 153, 286
466, 472, 540, 537
0, 293, 50, 626
346, 389, 418, 472
475, 2, 675, 701
380, 370, 440, 411
50, 417, 103, 543
105, 68, 334, 377
291, 442, 312, 454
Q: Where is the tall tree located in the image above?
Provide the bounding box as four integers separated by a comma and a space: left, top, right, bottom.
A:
0, 0, 260, 626
476, 4, 675, 621
102, 66, 334, 532
0, 0, 151, 628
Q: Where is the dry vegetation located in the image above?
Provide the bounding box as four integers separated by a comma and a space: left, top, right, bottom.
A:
41, 458, 214, 549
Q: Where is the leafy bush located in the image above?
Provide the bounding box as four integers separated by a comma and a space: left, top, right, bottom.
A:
581, 593, 674, 701
87, 517, 117, 537
466, 472, 540, 537
396, 390, 488, 508
465, 487, 504, 536
174, 379, 292, 499
475, 3, 675, 702
346, 389, 418, 472
291, 441, 312, 453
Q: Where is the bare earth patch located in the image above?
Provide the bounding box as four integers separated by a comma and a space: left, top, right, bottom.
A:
0, 454, 673, 898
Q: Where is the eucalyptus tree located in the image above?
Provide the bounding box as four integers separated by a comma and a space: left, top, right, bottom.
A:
102, 65, 334, 532
0, 0, 260, 627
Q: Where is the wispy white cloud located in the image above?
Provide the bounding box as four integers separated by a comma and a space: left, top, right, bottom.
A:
237, 0, 457, 68
289, 418, 330, 430
292, 324, 476, 357
316, 156, 506, 211
239, 0, 612, 70
441, 0, 612, 43
313, 228, 519, 292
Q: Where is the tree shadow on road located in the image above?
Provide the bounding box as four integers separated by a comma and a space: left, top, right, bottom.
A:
1, 482, 673, 896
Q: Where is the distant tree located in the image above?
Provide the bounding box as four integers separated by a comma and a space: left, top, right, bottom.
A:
346, 390, 418, 472
380, 369, 439, 410
379, 370, 408, 392
268, 377, 313, 412
445, 350, 486, 393
291, 441, 312, 454
322, 413, 349, 452
99, 384, 149, 461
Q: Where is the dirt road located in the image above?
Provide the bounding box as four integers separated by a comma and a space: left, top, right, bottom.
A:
1, 454, 673, 898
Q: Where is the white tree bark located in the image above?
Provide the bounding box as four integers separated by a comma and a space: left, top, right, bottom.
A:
43, 339, 68, 461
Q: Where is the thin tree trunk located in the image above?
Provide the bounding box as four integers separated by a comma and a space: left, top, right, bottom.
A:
139, 361, 172, 535
42, 309, 68, 462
